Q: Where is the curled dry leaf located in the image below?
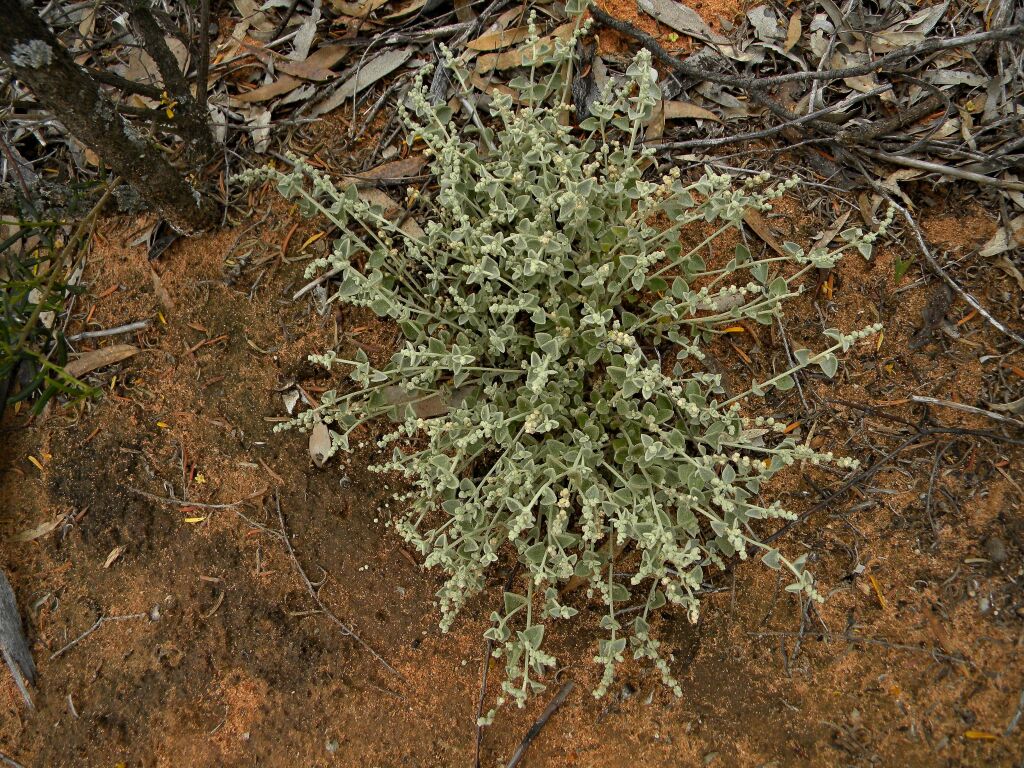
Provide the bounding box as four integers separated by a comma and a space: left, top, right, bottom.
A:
104, 545, 127, 569
309, 420, 332, 467
980, 215, 1024, 258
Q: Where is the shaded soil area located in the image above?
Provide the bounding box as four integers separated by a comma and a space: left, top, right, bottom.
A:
2, 182, 1024, 768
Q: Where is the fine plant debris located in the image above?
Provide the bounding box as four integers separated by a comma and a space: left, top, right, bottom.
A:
243, 14, 888, 716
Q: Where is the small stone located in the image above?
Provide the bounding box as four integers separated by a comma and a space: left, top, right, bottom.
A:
149, 605, 161, 621
326, 738, 339, 754
703, 752, 720, 765
985, 537, 1008, 564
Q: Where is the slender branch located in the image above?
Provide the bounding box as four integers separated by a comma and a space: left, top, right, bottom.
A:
196, 0, 211, 112
505, 681, 575, 768
910, 396, 1024, 430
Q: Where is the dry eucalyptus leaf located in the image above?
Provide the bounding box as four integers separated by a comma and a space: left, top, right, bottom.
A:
663, 100, 720, 122
348, 156, 428, 181
11, 518, 61, 543
742, 209, 786, 257
638, 0, 726, 44
746, 5, 781, 42
359, 189, 426, 239
980, 215, 1024, 258
995, 257, 1024, 291
65, 345, 139, 378
311, 48, 413, 117
331, 0, 389, 16
104, 545, 126, 569
467, 26, 531, 52
309, 421, 332, 467
236, 44, 351, 103
645, 100, 667, 140
282, 390, 300, 415
784, 10, 802, 52
289, 1, 322, 62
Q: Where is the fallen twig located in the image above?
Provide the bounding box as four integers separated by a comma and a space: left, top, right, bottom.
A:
50, 612, 149, 660
862, 150, 1024, 192
505, 680, 575, 768
1005, 687, 1024, 737
273, 493, 403, 680
749, 630, 968, 665
67, 320, 150, 342
910, 396, 1024, 430
129, 486, 268, 510
891, 201, 1024, 348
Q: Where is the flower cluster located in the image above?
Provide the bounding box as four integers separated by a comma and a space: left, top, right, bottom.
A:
242, 31, 884, 718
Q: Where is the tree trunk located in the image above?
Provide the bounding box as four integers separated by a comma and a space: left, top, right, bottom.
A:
123, 0, 216, 168
0, 0, 217, 233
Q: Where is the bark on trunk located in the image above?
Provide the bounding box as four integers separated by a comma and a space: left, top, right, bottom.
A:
124, 0, 216, 167
0, 0, 217, 233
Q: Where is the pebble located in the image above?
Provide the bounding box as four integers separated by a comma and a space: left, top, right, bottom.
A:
985, 536, 1008, 564
326, 738, 339, 754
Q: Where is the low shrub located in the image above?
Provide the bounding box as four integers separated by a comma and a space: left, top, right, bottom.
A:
241, 20, 886, 717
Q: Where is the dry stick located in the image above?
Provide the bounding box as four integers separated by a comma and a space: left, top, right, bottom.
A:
129, 486, 267, 510
50, 612, 149, 660
196, 0, 211, 113
862, 149, 1024, 192
763, 431, 926, 546
653, 85, 889, 152
588, 6, 810, 128
590, 7, 1024, 109
473, 642, 491, 768
910, 395, 1024, 430
505, 681, 575, 768
1005, 687, 1024, 737
273, 493, 404, 680
891, 200, 1024, 347
749, 630, 968, 665
474, 566, 519, 768
0, 751, 25, 768
67, 320, 150, 342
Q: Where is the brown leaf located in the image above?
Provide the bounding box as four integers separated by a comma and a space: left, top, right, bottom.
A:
742, 209, 787, 257
311, 48, 413, 117
467, 26, 531, 52
359, 189, 426, 239
454, 0, 476, 22
11, 518, 61, 543
65, 345, 139, 378
784, 10, 802, 52
104, 545, 127, 569
663, 100, 720, 122
995, 256, 1024, 291
638, 0, 726, 44
349, 156, 427, 181
151, 267, 175, 311
645, 100, 666, 140
277, 42, 351, 81
980, 214, 1024, 258
234, 77, 302, 104
330, 0, 389, 16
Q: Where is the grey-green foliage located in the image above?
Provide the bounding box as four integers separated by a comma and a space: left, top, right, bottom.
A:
240, 23, 886, 718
